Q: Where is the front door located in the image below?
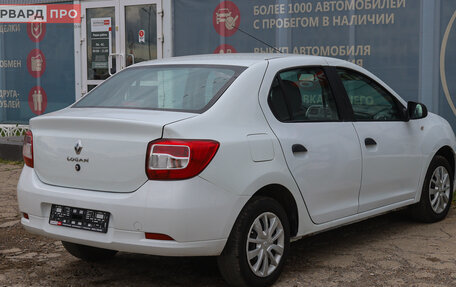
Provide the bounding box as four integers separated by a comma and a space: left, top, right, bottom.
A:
335, 67, 425, 213
81, 0, 162, 95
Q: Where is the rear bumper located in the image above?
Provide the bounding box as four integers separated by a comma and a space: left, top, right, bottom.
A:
21, 217, 226, 256
17, 166, 247, 256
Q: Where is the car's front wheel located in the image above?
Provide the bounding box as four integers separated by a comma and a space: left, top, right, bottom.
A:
217, 197, 290, 287
62, 241, 117, 261
411, 155, 453, 223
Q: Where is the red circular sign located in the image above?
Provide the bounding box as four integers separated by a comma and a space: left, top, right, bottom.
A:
27, 49, 46, 78
28, 86, 47, 115
213, 44, 237, 54
213, 1, 240, 37
27, 23, 46, 43
139, 30, 145, 37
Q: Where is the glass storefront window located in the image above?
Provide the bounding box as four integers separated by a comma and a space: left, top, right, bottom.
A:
125, 5, 157, 67
86, 7, 116, 80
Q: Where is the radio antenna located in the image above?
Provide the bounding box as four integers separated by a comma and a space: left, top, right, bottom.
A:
233, 25, 283, 54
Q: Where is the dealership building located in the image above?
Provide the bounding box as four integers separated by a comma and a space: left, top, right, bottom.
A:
0, 0, 455, 137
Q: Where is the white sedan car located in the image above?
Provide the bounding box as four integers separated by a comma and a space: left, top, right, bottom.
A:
17, 54, 456, 286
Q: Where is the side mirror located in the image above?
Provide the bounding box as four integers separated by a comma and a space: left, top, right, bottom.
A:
407, 101, 428, 120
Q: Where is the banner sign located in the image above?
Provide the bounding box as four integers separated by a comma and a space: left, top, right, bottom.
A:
0, 4, 81, 24
0, 22, 75, 123
174, 0, 420, 104
439, 1, 456, 128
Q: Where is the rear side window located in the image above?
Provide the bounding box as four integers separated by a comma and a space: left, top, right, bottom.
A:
268, 67, 339, 122
74, 65, 244, 113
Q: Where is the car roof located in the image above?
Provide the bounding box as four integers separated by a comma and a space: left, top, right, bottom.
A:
134, 53, 330, 67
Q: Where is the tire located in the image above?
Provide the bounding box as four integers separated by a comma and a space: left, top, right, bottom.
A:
411, 155, 454, 223
62, 241, 117, 262
217, 197, 290, 287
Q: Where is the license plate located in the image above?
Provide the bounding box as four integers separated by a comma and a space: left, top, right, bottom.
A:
49, 204, 110, 233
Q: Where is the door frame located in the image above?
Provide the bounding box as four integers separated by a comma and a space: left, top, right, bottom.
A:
119, 0, 163, 67
80, 0, 163, 96
81, 0, 120, 95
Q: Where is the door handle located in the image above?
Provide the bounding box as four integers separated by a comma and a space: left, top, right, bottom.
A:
127, 53, 135, 66
364, 138, 377, 146
292, 144, 308, 153
108, 53, 124, 75
108, 54, 113, 76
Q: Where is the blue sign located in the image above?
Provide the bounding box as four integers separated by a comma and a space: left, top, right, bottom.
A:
0, 22, 75, 124
439, 1, 456, 128
174, 0, 420, 103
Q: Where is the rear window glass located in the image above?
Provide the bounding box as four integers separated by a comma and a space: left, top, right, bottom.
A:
74, 65, 244, 112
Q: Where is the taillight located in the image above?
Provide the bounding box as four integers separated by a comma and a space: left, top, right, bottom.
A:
145, 232, 174, 240
23, 130, 33, 168
146, 139, 219, 180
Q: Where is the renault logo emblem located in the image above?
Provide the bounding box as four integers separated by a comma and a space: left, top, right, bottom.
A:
74, 140, 83, 155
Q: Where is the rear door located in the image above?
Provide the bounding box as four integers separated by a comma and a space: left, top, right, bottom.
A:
334, 67, 425, 212
260, 59, 362, 224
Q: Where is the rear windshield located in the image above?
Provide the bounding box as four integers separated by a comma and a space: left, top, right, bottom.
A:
74, 65, 245, 112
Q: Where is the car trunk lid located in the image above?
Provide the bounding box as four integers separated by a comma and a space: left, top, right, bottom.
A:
31, 108, 196, 192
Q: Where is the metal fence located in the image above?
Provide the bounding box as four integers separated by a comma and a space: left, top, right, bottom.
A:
0, 124, 29, 137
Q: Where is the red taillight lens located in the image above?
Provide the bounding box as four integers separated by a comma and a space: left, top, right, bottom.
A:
146, 139, 219, 180
23, 130, 33, 168
145, 232, 174, 241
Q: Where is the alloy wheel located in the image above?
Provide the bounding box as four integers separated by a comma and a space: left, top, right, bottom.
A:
246, 212, 285, 277
429, 166, 451, 214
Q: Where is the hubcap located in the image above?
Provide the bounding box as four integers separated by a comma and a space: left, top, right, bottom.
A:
246, 212, 285, 277
429, 166, 451, 214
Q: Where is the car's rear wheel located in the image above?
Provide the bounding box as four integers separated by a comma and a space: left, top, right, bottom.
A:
411, 155, 453, 223
62, 241, 117, 261
217, 197, 290, 287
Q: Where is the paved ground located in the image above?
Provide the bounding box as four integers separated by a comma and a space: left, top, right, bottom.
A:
1, 162, 456, 286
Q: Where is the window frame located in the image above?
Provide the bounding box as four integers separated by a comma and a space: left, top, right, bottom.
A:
334, 67, 407, 122
267, 66, 348, 123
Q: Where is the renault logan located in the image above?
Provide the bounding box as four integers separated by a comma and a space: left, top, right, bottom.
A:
17, 54, 456, 287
